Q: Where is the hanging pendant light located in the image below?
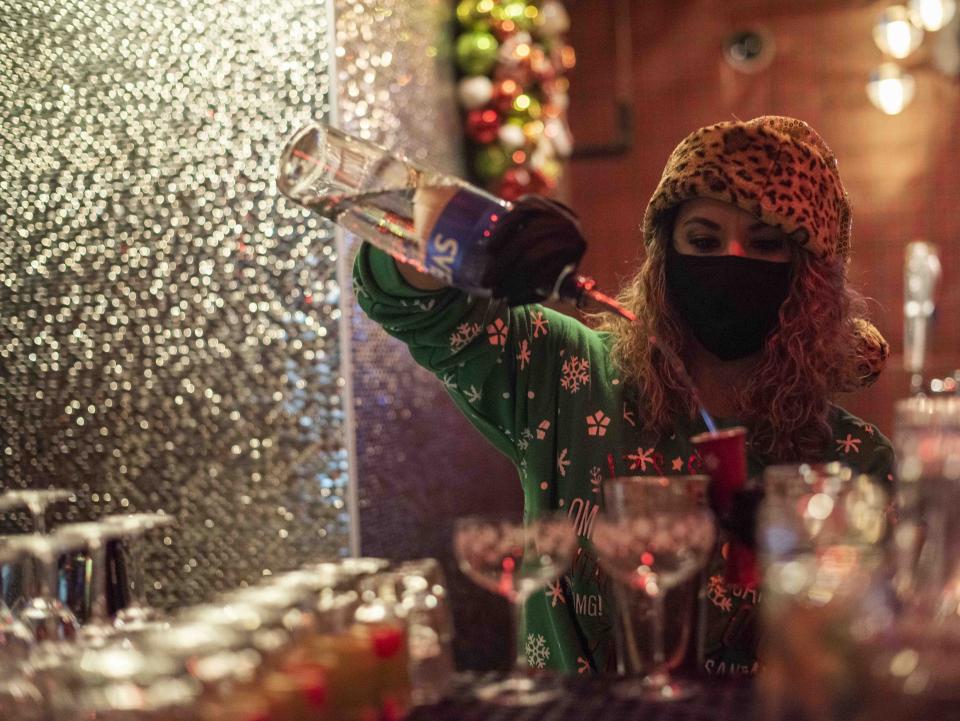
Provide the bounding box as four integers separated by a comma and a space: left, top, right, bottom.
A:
873, 5, 925, 58
866, 62, 916, 114
909, 0, 957, 31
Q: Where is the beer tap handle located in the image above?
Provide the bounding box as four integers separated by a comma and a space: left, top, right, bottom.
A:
904, 241, 941, 396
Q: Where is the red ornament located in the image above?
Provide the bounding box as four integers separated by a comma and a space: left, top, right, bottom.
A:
491, 18, 519, 40
491, 78, 521, 113
465, 108, 501, 144
529, 45, 557, 83
496, 167, 541, 201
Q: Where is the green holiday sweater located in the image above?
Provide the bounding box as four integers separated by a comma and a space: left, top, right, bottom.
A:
353, 244, 894, 678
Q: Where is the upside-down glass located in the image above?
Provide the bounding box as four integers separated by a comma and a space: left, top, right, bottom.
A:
394, 558, 456, 705
892, 396, 960, 614
756, 463, 889, 721
4, 528, 90, 643
101, 513, 176, 629
453, 513, 577, 706
594, 475, 715, 700
0, 489, 74, 535
0, 542, 35, 675
54, 519, 144, 644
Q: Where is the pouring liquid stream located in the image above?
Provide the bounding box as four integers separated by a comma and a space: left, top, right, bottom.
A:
567, 279, 717, 434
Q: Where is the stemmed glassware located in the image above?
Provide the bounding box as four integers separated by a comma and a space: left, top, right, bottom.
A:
453, 512, 577, 706
51, 519, 136, 644
0, 490, 74, 534
2, 527, 89, 643
593, 476, 716, 701
99, 513, 176, 629
0, 542, 35, 663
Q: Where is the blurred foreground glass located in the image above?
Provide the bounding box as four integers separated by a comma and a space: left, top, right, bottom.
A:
0, 543, 35, 721
46, 643, 201, 721
892, 396, 960, 614
453, 513, 576, 706
757, 463, 890, 721
394, 558, 456, 705
594, 476, 715, 700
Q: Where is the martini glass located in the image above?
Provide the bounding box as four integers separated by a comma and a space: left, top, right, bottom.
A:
453, 512, 577, 706
594, 476, 716, 701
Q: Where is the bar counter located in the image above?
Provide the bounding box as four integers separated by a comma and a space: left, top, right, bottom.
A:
408, 674, 753, 721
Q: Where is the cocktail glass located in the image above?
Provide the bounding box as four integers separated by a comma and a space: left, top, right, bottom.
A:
594, 475, 716, 700
453, 512, 577, 705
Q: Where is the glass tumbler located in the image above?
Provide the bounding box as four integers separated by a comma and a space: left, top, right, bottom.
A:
892, 396, 960, 614
757, 463, 889, 721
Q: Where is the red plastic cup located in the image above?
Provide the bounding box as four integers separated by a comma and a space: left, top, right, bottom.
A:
690, 427, 747, 515
690, 427, 757, 586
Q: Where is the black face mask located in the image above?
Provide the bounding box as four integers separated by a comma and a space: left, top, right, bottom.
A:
665, 247, 792, 361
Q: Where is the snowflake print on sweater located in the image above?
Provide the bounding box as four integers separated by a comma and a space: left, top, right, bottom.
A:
546, 580, 565, 607
517, 339, 531, 370
560, 355, 590, 392
525, 633, 551, 669
836, 434, 861, 454
518, 428, 534, 452
530, 310, 549, 337
449, 322, 481, 351
707, 574, 734, 612
589, 466, 603, 494
626, 447, 657, 473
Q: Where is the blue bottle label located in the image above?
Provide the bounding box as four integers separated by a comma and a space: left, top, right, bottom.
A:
423, 188, 505, 293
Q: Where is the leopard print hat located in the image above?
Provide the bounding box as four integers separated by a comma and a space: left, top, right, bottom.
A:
642, 115, 888, 390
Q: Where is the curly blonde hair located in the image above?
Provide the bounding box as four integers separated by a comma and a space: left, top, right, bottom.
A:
594, 211, 868, 463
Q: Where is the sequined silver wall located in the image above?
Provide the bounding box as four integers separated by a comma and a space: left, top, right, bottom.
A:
0, 0, 346, 607
336, 0, 520, 546
1, 0, 520, 631
338, 0, 523, 670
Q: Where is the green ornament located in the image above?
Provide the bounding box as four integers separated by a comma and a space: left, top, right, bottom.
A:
456, 0, 494, 29
492, 0, 534, 31
456, 31, 500, 75
510, 94, 542, 121
473, 145, 510, 181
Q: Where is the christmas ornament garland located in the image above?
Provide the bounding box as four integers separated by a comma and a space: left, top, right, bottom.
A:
454, 0, 575, 200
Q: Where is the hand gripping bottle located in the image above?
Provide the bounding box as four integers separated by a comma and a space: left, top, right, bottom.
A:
276, 122, 633, 318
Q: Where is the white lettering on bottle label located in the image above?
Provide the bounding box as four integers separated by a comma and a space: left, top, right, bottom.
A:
425, 232, 459, 283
